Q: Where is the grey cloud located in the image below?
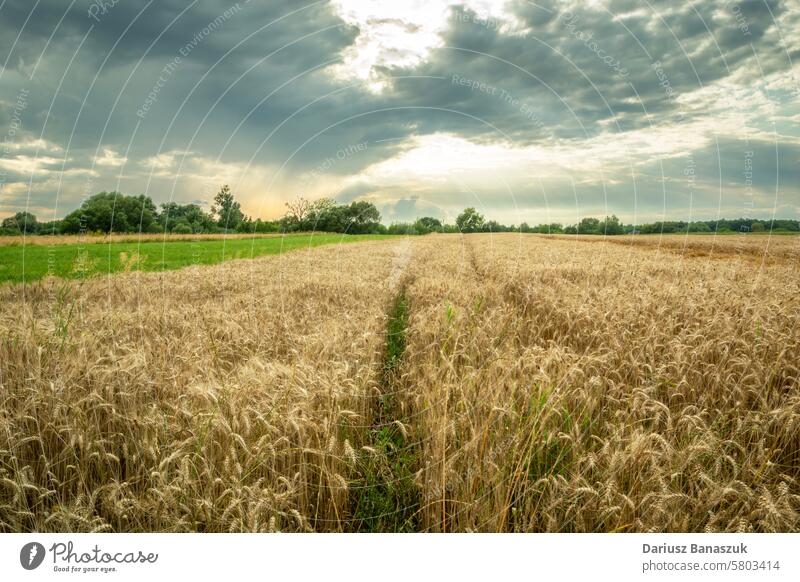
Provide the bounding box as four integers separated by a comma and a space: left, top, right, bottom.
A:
334, 181, 379, 204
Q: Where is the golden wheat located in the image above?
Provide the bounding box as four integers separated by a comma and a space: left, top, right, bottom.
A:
1, 242, 397, 531
400, 234, 799, 532
1, 234, 798, 532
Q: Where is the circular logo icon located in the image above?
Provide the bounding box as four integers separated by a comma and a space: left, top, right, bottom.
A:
20, 542, 46, 570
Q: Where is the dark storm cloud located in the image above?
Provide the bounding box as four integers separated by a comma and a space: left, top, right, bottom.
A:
0, 0, 356, 71
0, 0, 358, 152
381, 0, 794, 145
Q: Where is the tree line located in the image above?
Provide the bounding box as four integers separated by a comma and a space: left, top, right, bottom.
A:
0, 188, 386, 236
1, 187, 244, 236
2, 188, 798, 236
405, 209, 800, 235
519, 215, 800, 235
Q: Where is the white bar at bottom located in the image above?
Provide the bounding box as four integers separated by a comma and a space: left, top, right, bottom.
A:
1, 533, 797, 581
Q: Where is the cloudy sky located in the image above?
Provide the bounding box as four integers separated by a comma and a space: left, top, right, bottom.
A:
1, 0, 798, 225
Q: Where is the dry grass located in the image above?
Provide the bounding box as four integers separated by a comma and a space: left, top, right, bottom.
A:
1, 234, 798, 532
554, 233, 800, 264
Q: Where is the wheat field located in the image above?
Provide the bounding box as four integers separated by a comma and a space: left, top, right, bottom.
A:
1, 234, 798, 532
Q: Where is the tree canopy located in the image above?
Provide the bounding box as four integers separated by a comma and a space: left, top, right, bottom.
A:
159, 202, 216, 234
60, 192, 158, 234
455, 207, 485, 233
212, 185, 245, 230
1, 211, 38, 234
280, 197, 383, 234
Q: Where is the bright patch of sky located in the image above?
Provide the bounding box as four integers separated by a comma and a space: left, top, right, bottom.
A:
329, 0, 519, 90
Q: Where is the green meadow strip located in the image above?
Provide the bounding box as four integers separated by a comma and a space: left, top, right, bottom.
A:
0, 234, 390, 284
350, 288, 421, 532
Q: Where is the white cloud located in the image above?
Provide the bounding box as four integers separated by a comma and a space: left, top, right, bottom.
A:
329, 0, 519, 90
94, 147, 128, 167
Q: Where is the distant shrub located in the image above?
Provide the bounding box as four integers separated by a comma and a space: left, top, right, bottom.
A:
172, 224, 193, 235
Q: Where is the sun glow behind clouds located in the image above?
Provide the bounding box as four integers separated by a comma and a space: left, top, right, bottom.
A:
360, 134, 552, 186
329, 0, 518, 90
354, 118, 717, 190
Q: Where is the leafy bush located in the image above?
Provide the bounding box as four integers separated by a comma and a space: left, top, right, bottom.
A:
1, 211, 39, 234
171, 223, 193, 235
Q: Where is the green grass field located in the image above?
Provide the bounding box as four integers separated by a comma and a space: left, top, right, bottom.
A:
0, 234, 389, 284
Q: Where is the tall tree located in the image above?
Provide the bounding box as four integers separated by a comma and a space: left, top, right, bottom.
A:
212, 184, 245, 229
285, 197, 311, 223
345, 201, 381, 233
601, 215, 623, 235
578, 217, 601, 234
455, 207, 485, 233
